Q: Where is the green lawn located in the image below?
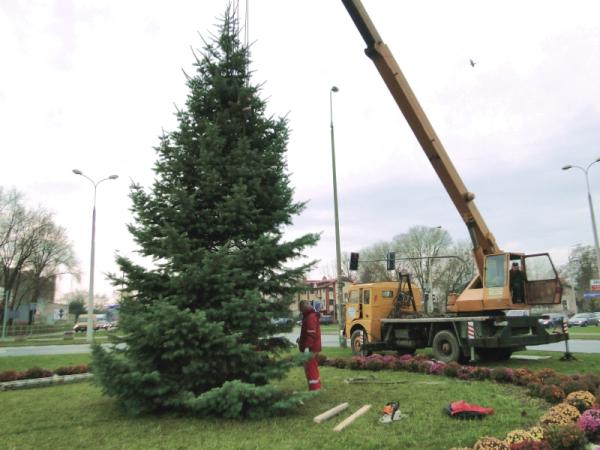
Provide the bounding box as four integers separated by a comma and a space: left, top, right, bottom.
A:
0, 354, 91, 372
0, 330, 118, 347
3, 349, 600, 449
567, 325, 600, 340
2, 365, 551, 450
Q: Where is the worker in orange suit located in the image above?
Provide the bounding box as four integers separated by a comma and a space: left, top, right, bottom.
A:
298, 300, 322, 391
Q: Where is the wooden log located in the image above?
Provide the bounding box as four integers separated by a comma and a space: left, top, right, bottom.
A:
333, 404, 371, 432
313, 402, 350, 424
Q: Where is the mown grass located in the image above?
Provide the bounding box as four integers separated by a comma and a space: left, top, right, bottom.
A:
2, 365, 551, 450
0, 354, 91, 372
2, 349, 599, 448
567, 326, 600, 339
0, 330, 117, 347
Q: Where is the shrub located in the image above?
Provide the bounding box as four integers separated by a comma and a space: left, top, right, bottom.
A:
472, 366, 492, 381
398, 354, 414, 362
443, 362, 461, 378
23, 367, 53, 379
527, 426, 545, 442
428, 361, 446, 375
540, 403, 581, 426
536, 368, 557, 382
380, 355, 399, 369
490, 367, 514, 383
55, 365, 89, 376
512, 368, 537, 387
580, 374, 600, 392
348, 357, 365, 370
392, 358, 408, 370
561, 380, 590, 396
504, 429, 534, 445
0, 370, 20, 382
406, 358, 422, 373
539, 385, 566, 404
544, 423, 587, 450
565, 391, 596, 412
472, 436, 510, 450
543, 375, 565, 387
577, 408, 600, 442
364, 358, 385, 371
509, 440, 552, 450
416, 359, 433, 374
527, 382, 544, 397
457, 365, 476, 381
325, 358, 348, 369
335, 358, 350, 369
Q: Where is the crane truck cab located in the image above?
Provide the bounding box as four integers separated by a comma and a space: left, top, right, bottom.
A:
344, 278, 422, 355
448, 252, 562, 313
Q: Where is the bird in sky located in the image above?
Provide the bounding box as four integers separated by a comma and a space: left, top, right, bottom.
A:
470, 59, 476, 67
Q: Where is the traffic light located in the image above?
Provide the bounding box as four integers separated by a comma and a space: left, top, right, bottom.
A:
386, 252, 396, 271
349, 252, 359, 271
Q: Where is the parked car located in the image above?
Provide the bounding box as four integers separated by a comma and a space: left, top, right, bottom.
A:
73, 322, 87, 333
271, 317, 294, 327
568, 313, 600, 327
537, 313, 566, 328
95, 320, 111, 330
319, 314, 334, 325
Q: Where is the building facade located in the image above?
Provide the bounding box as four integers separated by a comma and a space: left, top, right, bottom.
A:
293, 277, 352, 319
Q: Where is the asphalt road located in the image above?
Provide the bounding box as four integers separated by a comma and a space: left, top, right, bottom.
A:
0, 336, 597, 357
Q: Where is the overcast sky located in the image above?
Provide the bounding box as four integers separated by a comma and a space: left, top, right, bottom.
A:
2, 1, 600, 300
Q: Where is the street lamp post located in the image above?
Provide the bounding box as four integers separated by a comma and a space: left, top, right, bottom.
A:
329, 86, 346, 348
73, 169, 118, 343
562, 157, 600, 279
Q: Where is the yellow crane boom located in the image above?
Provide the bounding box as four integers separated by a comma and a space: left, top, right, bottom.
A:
341, 0, 500, 275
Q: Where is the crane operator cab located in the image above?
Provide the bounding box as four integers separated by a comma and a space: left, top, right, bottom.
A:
448, 252, 562, 313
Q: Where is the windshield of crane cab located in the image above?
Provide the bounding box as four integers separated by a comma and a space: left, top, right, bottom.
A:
485, 254, 506, 288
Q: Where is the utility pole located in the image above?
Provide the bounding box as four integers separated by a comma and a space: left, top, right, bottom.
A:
563, 158, 600, 278
73, 170, 118, 342
329, 86, 346, 348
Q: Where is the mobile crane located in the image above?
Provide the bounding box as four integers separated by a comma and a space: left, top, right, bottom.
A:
340, 0, 568, 362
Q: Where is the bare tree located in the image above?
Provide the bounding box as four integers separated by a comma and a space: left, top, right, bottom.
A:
320, 252, 354, 280
392, 226, 452, 311
357, 241, 395, 283
1, 190, 37, 322
340, 226, 475, 312
433, 240, 475, 311
0, 189, 79, 324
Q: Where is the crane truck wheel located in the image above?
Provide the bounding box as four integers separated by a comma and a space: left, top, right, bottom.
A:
350, 329, 371, 356
432, 330, 461, 363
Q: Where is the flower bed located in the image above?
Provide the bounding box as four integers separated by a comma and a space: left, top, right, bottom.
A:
0, 364, 89, 383
322, 354, 600, 449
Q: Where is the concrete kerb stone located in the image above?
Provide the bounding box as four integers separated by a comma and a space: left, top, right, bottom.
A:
0, 373, 93, 392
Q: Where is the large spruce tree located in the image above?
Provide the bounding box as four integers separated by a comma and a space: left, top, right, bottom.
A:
92, 9, 318, 418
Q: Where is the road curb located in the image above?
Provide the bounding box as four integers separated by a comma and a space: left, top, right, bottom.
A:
0, 373, 93, 392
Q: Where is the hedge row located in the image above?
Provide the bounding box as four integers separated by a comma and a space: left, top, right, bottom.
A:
0, 364, 89, 382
